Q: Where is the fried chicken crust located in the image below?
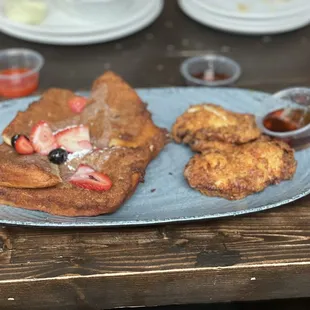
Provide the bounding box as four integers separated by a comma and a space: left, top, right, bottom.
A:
172, 104, 261, 147
184, 137, 297, 200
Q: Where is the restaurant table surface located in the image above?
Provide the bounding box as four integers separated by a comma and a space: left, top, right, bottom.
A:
1, 1, 310, 309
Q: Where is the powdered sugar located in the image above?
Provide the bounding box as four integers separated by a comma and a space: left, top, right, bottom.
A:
67, 149, 92, 161
67, 164, 75, 171
65, 149, 92, 172
53, 124, 85, 135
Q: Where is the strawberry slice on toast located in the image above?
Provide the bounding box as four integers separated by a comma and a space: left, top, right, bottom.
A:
69, 164, 112, 191
68, 96, 88, 113
55, 125, 92, 153
30, 121, 58, 155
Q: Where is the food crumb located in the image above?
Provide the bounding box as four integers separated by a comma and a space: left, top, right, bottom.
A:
166, 44, 175, 52
156, 64, 164, 71
251, 277, 256, 281
115, 43, 123, 50
237, 3, 249, 12
8, 298, 14, 301
165, 21, 174, 29
151, 189, 156, 193
220, 45, 231, 53
145, 33, 154, 40
181, 38, 189, 47
262, 36, 272, 43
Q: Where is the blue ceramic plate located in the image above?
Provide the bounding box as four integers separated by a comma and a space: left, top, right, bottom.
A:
0, 87, 309, 227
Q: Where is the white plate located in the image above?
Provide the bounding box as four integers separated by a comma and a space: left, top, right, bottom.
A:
194, 0, 310, 19
0, 0, 163, 45
179, 0, 310, 35
54, 0, 129, 24
194, 0, 310, 29
0, 0, 157, 36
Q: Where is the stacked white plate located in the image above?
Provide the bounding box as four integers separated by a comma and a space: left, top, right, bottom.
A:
0, 0, 163, 45
178, 0, 310, 35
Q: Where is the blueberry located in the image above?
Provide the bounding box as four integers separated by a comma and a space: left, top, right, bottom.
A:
11, 134, 29, 149
48, 148, 68, 165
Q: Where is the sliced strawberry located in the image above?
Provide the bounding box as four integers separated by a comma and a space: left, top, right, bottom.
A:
55, 125, 92, 153
72, 164, 95, 178
14, 135, 34, 155
30, 121, 58, 155
89, 171, 112, 189
70, 178, 111, 191
69, 164, 112, 191
78, 140, 92, 150
68, 96, 87, 113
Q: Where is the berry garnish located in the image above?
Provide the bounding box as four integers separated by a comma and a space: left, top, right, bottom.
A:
30, 121, 58, 155
11, 134, 21, 147
55, 125, 92, 153
11, 135, 34, 155
48, 148, 68, 165
71, 164, 94, 177
69, 164, 112, 191
68, 96, 87, 113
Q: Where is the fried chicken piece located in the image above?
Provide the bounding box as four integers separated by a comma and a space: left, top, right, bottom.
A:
172, 104, 261, 147
190, 140, 235, 153
184, 137, 297, 200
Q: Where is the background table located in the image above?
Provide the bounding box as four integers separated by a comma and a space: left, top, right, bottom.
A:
1, 1, 310, 309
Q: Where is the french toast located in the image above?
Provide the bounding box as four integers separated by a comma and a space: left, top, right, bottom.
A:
0, 88, 84, 188
2, 88, 80, 145
0, 72, 168, 216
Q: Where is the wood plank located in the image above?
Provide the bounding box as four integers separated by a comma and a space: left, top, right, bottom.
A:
1, 197, 310, 281
1, 264, 310, 309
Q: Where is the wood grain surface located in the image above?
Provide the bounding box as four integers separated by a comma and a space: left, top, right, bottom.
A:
0, 0, 310, 309
1, 199, 310, 309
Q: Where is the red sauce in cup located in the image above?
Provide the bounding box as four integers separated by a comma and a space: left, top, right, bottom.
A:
0, 68, 39, 98
263, 108, 310, 132
192, 72, 230, 82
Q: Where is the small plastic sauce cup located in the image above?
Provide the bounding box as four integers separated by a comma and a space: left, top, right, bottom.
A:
256, 87, 310, 149
0, 49, 44, 98
180, 54, 241, 87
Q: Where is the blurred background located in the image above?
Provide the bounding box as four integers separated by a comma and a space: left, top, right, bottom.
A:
0, 0, 309, 97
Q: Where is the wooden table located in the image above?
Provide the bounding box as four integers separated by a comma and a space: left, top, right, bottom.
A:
1, 1, 310, 309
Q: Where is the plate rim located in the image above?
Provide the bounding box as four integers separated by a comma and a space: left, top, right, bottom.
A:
190, 0, 310, 20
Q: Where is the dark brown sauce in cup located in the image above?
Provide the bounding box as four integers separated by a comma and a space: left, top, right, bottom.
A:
192, 72, 230, 82
263, 108, 310, 133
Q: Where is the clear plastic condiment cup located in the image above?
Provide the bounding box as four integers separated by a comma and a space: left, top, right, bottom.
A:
256, 87, 310, 149
180, 54, 241, 87
0, 48, 44, 98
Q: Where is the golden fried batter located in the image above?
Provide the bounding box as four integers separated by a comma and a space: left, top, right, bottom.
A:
184, 137, 297, 200
172, 104, 261, 146
190, 140, 236, 153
